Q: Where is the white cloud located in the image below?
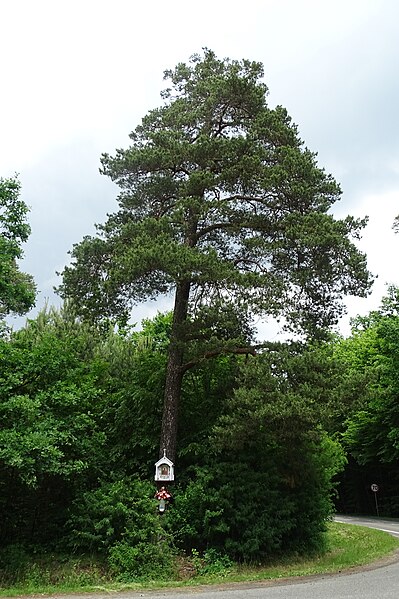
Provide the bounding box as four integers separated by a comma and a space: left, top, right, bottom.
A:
340, 189, 399, 335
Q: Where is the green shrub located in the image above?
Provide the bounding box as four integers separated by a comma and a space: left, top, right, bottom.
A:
66, 477, 161, 553
108, 540, 175, 581
168, 463, 293, 559
190, 548, 233, 576
168, 434, 344, 561
166, 348, 347, 562
0, 543, 30, 583
66, 476, 177, 580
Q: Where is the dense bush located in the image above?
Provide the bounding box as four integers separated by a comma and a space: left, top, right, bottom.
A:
66, 477, 176, 580
66, 478, 162, 552
167, 349, 346, 560
168, 433, 344, 560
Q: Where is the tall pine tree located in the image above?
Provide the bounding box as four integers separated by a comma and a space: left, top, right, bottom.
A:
60, 50, 372, 461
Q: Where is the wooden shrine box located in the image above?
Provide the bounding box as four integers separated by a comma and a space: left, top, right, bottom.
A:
154, 449, 174, 482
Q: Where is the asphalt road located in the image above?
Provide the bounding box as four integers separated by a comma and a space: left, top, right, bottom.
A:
15, 516, 399, 599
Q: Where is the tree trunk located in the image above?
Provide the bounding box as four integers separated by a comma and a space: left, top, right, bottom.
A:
159, 279, 190, 463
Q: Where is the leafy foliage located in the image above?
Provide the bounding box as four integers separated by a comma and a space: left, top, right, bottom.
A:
0, 306, 347, 562
0, 307, 106, 487
0, 176, 36, 318
108, 540, 175, 581
168, 348, 346, 560
66, 478, 161, 551
341, 294, 399, 464
329, 287, 399, 514
0, 306, 110, 545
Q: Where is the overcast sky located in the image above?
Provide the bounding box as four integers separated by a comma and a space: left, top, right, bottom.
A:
1, 0, 398, 337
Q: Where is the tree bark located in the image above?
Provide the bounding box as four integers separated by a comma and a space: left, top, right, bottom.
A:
159, 279, 190, 463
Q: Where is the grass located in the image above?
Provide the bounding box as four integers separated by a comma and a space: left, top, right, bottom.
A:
1, 522, 398, 596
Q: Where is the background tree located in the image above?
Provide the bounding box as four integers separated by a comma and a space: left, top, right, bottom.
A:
0, 306, 108, 545
59, 50, 372, 462
331, 287, 399, 515
0, 176, 36, 320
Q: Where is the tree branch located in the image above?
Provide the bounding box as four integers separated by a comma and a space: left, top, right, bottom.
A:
181, 343, 271, 373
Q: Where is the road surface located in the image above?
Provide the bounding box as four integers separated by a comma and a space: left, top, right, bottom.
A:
335, 514, 399, 537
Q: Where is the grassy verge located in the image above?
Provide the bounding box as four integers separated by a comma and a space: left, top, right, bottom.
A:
1, 522, 398, 597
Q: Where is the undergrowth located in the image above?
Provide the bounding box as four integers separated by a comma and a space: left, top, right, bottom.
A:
0, 522, 398, 596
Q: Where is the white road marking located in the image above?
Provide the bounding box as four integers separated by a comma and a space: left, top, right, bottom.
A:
373, 527, 399, 536
335, 519, 399, 536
